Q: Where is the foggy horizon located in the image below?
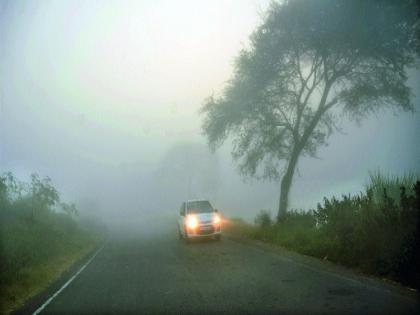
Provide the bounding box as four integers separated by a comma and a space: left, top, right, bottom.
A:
1, 0, 419, 223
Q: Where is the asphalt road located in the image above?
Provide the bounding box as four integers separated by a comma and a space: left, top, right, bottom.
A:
34, 226, 419, 315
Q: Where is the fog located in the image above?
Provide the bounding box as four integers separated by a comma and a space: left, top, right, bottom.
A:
1, 0, 419, 226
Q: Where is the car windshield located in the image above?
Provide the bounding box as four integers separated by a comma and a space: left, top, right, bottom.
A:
187, 201, 214, 214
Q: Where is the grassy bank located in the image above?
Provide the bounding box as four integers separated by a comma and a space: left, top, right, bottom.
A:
0, 173, 104, 314
225, 172, 420, 289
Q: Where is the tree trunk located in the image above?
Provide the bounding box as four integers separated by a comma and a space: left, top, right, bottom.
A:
277, 148, 300, 221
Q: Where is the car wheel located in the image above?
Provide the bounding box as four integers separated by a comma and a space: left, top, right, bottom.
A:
214, 234, 221, 241
178, 229, 184, 240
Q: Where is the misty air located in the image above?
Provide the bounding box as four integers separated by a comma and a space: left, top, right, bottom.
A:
1, 1, 419, 314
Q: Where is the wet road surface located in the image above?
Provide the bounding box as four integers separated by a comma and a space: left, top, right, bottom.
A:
37, 227, 419, 315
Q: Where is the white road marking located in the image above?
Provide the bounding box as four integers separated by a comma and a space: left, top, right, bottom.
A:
32, 244, 106, 315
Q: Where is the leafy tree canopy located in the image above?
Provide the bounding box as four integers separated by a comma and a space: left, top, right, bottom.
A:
201, 0, 419, 218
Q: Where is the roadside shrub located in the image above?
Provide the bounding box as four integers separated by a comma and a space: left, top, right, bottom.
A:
313, 179, 419, 282
313, 195, 362, 265
254, 210, 272, 227
0, 172, 101, 287
282, 210, 316, 229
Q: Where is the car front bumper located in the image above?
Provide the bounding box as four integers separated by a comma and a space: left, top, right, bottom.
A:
186, 224, 221, 238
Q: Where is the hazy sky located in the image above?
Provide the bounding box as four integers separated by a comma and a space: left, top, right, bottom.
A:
1, 0, 419, 221
1, 0, 269, 167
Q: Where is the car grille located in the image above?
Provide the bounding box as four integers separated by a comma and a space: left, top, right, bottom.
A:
198, 225, 215, 235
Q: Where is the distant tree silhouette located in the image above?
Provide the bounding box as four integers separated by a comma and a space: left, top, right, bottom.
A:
201, 0, 420, 220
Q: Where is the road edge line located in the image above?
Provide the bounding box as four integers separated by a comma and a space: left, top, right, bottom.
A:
32, 243, 106, 315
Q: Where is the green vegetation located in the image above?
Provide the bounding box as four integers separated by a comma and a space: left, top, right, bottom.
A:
0, 172, 104, 314
201, 0, 420, 220
226, 172, 420, 289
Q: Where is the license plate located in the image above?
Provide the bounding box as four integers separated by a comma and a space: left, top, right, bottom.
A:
201, 226, 212, 231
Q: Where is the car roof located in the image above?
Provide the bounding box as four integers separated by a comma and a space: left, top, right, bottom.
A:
186, 199, 210, 203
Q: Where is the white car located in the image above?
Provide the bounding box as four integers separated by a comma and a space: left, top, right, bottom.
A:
178, 199, 222, 241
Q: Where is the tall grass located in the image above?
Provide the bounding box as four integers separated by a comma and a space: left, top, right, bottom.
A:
367, 170, 419, 206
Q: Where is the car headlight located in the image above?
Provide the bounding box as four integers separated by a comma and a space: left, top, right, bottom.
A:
186, 215, 199, 230
213, 214, 221, 225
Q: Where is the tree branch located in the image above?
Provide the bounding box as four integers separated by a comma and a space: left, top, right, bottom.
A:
293, 53, 323, 143
299, 80, 333, 148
